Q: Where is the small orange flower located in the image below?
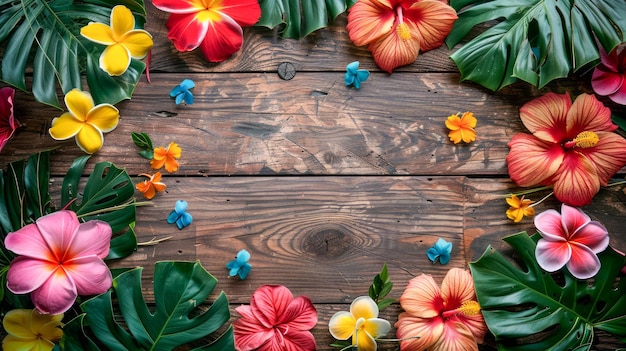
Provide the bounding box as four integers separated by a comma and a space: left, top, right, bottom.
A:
151, 142, 181, 172
446, 112, 477, 144
505, 195, 535, 222
136, 172, 166, 199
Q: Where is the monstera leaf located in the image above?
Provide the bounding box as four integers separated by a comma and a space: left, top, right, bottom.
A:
66, 261, 234, 351
446, 0, 626, 91
0, 0, 148, 108
62, 157, 138, 260
256, 0, 357, 39
470, 232, 626, 350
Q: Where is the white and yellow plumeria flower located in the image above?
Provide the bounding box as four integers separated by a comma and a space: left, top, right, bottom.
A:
329, 296, 391, 351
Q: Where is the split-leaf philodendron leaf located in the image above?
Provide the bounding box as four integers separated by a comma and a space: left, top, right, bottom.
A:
256, 0, 357, 39
470, 232, 626, 350
446, 0, 626, 91
0, 0, 148, 108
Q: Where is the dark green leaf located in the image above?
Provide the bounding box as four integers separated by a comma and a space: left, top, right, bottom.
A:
256, 0, 357, 39
131, 131, 153, 150
138, 149, 154, 160
81, 261, 234, 350
446, 0, 626, 91
470, 232, 626, 350
61, 155, 91, 207
24, 151, 52, 219
376, 297, 395, 311
60, 314, 103, 351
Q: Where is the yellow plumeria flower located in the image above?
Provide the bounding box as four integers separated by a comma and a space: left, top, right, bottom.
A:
329, 296, 391, 351
2, 309, 64, 351
506, 194, 535, 222
446, 111, 477, 144
49, 89, 120, 154
80, 5, 153, 76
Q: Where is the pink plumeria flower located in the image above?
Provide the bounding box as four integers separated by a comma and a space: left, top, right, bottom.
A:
5, 210, 113, 315
534, 204, 609, 279
591, 43, 626, 105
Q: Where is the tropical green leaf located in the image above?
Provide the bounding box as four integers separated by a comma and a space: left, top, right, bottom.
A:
0, 0, 148, 108
64, 161, 138, 259
470, 232, 626, 350
78, 261, 235, 351
446, 0, 626, 91
256, 0, 357, 39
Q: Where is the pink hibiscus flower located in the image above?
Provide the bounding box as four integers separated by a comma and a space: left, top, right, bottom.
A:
151, 0, 261, 62
233, 285, 317, 351
591, 43, 626, 105
534, 204, 609, 279
5, 210, 113, 314
0, 87, 20, 152
506, 92, 626, 206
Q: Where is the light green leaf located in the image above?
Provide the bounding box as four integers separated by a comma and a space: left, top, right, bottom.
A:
256, 0, 357, 39
0, 0, 148, 108
470, 232, 626, 350
79, 261, 234, 351
446, 0, 626, 91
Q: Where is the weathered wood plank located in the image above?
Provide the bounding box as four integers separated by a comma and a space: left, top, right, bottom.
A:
3, 73, 608, 176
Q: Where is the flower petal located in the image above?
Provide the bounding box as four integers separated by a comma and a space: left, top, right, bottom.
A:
395, 313, 443, 351
100, 43, 132, 76
281, 329, 317, 351
120, 30, 153, 58
233, 306, 273, 351
199, 15, 244, 62
355, 325, 378, 351
441, 268, 476, 310
363, 317, 391, 339
30, 267, 77, 315
152, 0, 202, 13
87, 104, 119, 133
579, 132, 626, 186
534, 209, 568, 241
566, 242, 602, 279
80, 22, 116, 45
506, 133, 563, 187
570, 221, 609, 254
0, 87, 18, 151
399, 274, 441, 318
75, 122, 104, 154
165, 13, 208, 52
2, 336, 40, 351
4, 224, 50, 259
566, 93, 616, 135
49, 113, 83, 140
6, 257, 54, 294
350, 296, 379, 320
329, 311, 356, 340
535, 238, 571, 272
368, 24, 420, 73
2, 309, 33, 337
65, 89, 94, 120
35, 210, 80, 258
592, 65, 623, 96
251, 285, 294, 328
218, 0, 261, 26
347, 0, 394, 46
405, 0, 458, 52
519, 92, 571, 143
66, 219, 112, 259
551, 152, 600, 206
559, 204, 591, 237
430, 320, 480, 351
64, 256, 112, 295
110, 5, 135, 38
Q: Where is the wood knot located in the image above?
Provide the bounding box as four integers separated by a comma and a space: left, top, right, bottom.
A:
302, 227, 353, 259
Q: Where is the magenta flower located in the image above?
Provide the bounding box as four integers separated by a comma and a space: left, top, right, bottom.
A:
5, 210, 113, 314
0, 87, 20, 152
534, 204, 609, 279
591, 43, 626, 105
233, 285, 318, 351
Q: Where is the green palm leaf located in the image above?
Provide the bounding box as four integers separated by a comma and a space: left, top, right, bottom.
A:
446, 0, 626, 91
256, 0, 357, 39
0, 0, 148, 108
66, 261, 234, 351
470, 232, 626, 350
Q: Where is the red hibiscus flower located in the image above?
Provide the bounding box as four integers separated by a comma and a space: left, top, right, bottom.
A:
506, 92, 626, 206
233, 285, 317, 351
0, 87, 20, 152
151, 0, 261, 62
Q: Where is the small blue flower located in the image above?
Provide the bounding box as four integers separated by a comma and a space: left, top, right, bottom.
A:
167, 200, 193, 230
344, 61, 370, 89
170, 79, 195, 105
427, 238, 452, 265
226, 249, 252, 279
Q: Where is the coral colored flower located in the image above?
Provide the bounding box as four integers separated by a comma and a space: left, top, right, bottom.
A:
506, 92, 626, 206
233, 285, 318, 351
226, 249, 252, 279
506, 195, 535, 222
49, 89, 120, 154
2, 309, 64, 351
347, 0, 457, 73
446, 111, 476, 144
395, 268, 487, 351
135, 172, 166, 199
170, 79, 195, 105
151, 141, 182, 172
328, 296, 391, 351
80, 5, 153, 76
427, 238, 452, 264
167, 200, 193, 230
4, 210, 112, 315
534, 204, 609, 279
152, 0, 261, 62
345, 61, 370, 89
0, 87, 20, 152
592, 43, 626, 105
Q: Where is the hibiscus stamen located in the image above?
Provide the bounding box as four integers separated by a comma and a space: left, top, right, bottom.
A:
442, 300, 481, 318
564, 131, 599, 149
395, 6, 411, 40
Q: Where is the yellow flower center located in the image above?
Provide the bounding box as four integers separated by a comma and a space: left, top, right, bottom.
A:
442, 300, 481, 318
573, 131, 599, 148
397, 23, 412, 41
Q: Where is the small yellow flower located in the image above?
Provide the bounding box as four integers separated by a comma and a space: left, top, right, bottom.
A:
151, 142, 182, 173
49, 89, 119, 154
445, 111, 477, 144
2, 309, 64, 351
136, 172, 167, 199
329, 296, 391, 351
80, 5, 153, 76
506, 195, 535, 222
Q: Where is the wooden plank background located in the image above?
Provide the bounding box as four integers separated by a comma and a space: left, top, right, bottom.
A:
2, 3, 625, 350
